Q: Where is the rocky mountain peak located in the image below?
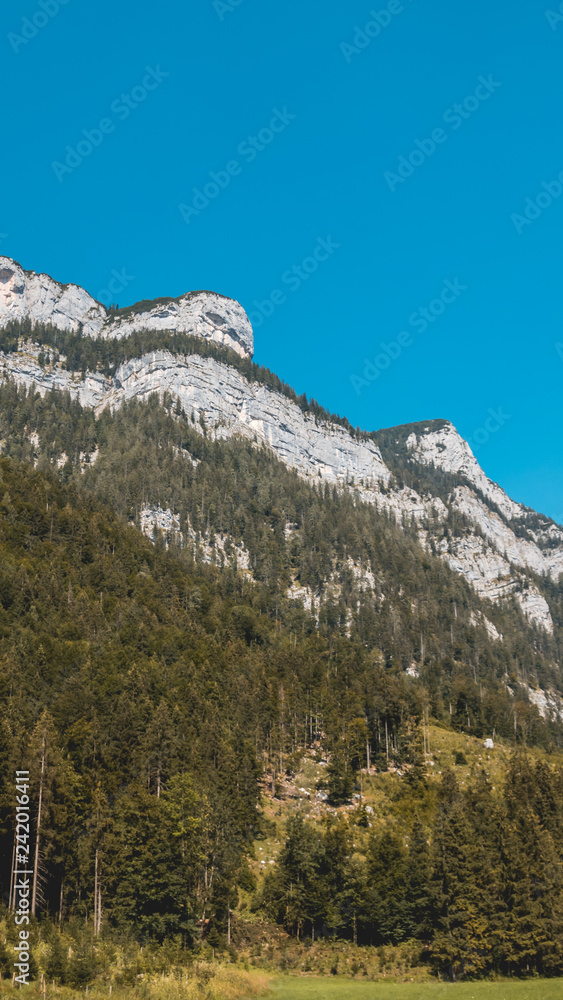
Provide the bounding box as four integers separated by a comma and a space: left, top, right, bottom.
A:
0, 255, 106, 337
0, 256, 254, 359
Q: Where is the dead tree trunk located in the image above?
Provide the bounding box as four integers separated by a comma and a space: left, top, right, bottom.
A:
9, 831, 17, 912
31, 733, 46, 917
94, 849, 99, 936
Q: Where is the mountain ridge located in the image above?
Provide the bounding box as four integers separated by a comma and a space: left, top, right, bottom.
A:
0, 255, 561, 678
0, 255, 254, 358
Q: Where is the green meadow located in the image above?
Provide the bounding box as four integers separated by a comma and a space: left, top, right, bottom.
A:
268, 977, 563, 1000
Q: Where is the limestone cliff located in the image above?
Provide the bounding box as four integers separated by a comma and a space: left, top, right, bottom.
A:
0, 256, 561, 642
0, 256, 253, 358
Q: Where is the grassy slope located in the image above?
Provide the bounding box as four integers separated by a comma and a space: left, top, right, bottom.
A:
248, 723, 563, 887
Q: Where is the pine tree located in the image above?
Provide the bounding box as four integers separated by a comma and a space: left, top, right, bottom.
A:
431, 770, 491, 978
407, 818, 433, 940
501, 755, 563, 975
365, 829, 410, 943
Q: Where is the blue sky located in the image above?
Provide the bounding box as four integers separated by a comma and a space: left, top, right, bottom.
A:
2, 0, 562, 522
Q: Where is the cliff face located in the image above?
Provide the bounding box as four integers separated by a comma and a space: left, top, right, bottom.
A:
0, 348, 390, 487
404, 422, 563, 632
0, 256, 106, 336
0, 256, 561, 643
0, 256, 254, 358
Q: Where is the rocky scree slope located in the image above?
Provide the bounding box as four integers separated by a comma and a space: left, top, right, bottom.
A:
0, 256, 562, 651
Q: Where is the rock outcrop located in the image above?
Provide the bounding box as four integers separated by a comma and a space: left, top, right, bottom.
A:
0, 256, 254, 359
0, 256, 106, 337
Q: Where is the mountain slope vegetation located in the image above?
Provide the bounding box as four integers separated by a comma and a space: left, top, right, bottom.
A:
0, 381, 561, 737
0, 311, 562, 984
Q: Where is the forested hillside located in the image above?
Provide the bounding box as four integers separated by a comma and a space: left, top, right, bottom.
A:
0, 449, 562, 983
0, 378, 561, 730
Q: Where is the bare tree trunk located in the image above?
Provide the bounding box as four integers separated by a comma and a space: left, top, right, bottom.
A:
94, 849, 99, 936
385, 719, 389, 762
31, 733, 46, 918
366, 738, 371, 774
59, 880, 64, 925
9, 831, 16, 912
227, 908, 231, 946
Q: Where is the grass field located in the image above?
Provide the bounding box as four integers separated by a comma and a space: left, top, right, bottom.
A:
268, 977, 563, 1000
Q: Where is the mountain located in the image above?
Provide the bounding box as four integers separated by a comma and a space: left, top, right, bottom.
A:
0, 254, 562, 723
2, 255, 563, 983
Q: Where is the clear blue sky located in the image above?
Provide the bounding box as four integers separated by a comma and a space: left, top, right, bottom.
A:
2, 0, 562, 522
